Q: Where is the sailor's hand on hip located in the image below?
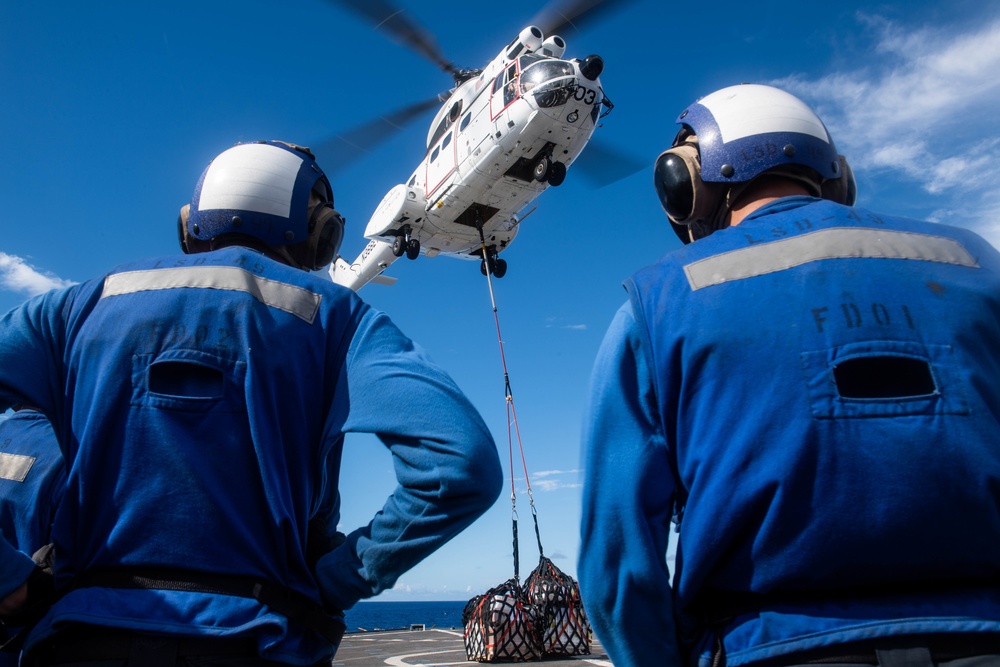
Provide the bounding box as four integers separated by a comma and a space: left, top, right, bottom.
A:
0, 580, 28, 618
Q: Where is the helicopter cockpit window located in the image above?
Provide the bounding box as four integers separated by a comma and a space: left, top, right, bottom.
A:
517, 54, 546, 76
520, 60, 577, 108
502, 63, 519, 106
428, 115, 451, 150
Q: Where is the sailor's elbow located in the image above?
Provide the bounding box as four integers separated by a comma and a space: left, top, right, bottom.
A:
480, 449, 504, 507
461, 433, 503, 511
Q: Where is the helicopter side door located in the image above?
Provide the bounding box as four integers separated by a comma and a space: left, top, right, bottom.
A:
462, 92, 499, 177
425, 117, 458, 199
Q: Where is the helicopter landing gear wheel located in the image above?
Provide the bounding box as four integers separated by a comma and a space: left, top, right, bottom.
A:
405, 238, 420, 260
547, 161, 567, 186
480, 252, 507, 277
533, 156, 551, 182
391, 236, 406, 257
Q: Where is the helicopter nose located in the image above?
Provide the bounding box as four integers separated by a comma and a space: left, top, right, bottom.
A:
580, 54, 604, 81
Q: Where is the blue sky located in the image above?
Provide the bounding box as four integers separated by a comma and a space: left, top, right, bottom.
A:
2, 0, 1000, 602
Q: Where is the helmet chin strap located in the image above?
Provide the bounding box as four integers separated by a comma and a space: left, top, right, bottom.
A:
690, 169, 823, 241
272, 246, 310, 271
689, 180, 753, 241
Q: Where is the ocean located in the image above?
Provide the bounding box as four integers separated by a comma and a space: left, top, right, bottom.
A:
344, 600, 469, 633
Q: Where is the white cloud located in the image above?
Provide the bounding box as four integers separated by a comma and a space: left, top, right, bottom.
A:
925, 139, 1000, 194
533, 469, 582, 478
0, 252, 76, 297
525, 469, 583, 492
533, 478, 582, 492
771, 14, 1000, 246
543, 317, 587, 330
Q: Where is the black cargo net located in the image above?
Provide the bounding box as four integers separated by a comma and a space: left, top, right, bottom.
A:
525, 557, 591, 656
463, 578, 542, 662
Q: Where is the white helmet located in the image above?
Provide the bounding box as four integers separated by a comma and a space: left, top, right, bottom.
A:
654, 84, 856, 243
180, 141, 345, 270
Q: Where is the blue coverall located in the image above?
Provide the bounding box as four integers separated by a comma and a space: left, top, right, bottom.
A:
580, 197, 1000, 667
0, 410, 64, 666
0, 246, 502, 664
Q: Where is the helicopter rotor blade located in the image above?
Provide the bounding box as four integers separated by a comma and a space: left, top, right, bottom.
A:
328, 0, 458, 78
572, 137, 648, 188
311, 95, 444, 173
528, 0, 634, 39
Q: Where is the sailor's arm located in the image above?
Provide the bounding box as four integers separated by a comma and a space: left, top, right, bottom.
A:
579, 301, 682, 667
0, 290, 76, 613
313, 308, 502, 611
0, 542, 34, 615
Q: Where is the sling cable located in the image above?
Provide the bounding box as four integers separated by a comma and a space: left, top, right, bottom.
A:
460, 226, 592, 663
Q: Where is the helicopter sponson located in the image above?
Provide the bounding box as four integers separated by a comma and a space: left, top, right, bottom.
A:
364, 184, 426, 239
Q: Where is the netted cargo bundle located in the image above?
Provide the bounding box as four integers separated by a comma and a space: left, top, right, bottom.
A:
524, 556, 592, 656
463, 578, 542, 662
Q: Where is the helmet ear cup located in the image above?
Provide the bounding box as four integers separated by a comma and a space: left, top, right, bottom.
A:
289, 203, 345, 271
311, 205, 345, 270
821, 155, 857, 206
177, 204, 211, 254
177, 205, 189, 254
654, 142, 726, 244
654, 145, 699, 224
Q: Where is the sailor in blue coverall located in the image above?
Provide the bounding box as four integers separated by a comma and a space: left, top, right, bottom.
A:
0, 141, 502, 666
0, 408, 64, 665
578, 85, 1000, 667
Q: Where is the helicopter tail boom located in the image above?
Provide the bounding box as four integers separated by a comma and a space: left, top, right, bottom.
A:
330, 240, 400, 291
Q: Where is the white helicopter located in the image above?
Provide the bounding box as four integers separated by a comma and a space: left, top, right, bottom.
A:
326, 0, 619, 291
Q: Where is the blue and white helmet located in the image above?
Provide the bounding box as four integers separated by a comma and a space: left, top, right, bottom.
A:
183, 141, 344, 269
683, 84, 843, 183
654, 84, 855, 243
